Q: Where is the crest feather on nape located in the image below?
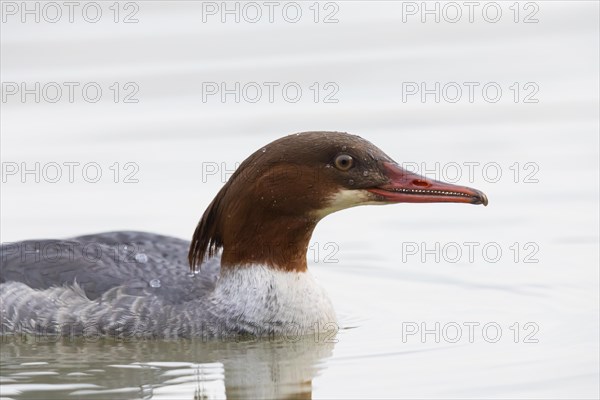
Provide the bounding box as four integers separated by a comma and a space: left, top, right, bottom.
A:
188, 192, 225, 273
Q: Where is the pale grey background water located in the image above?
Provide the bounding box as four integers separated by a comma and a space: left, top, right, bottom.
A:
1, 1, 599, 399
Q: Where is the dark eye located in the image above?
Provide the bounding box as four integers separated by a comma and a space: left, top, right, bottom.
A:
334, 154, 354, 171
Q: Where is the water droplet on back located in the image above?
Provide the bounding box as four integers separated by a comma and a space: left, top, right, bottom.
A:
149, 279, 161, 288
135, 253, 148, 263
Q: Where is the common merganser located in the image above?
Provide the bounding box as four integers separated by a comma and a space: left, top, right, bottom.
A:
0, 132, 488, 338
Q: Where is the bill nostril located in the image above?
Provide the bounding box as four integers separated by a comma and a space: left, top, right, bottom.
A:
412, 179, 430, 187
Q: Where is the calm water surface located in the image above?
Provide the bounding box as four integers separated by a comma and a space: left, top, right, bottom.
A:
1, 1, 598, 399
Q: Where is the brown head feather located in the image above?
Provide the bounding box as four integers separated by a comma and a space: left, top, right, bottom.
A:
188, 131, 394, 272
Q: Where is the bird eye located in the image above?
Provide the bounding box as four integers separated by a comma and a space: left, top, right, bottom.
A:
334, 154, 354, 171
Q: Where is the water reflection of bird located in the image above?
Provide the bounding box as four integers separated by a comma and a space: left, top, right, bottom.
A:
1, 336, 335, 399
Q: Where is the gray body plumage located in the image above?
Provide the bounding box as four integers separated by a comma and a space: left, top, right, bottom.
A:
0, 231, 336, 339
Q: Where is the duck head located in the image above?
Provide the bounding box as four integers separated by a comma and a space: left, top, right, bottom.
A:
189, 131, 488, 272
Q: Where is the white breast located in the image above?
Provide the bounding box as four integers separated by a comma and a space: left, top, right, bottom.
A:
207, 265, 338, 337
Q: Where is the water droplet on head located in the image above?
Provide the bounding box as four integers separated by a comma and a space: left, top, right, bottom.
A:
348, 179, 355, 185
149, 279, 161, 288
325, 164, 332, 168
123, 246, 128, 250
135, 253, 148, 263
261, 148, 267, 153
